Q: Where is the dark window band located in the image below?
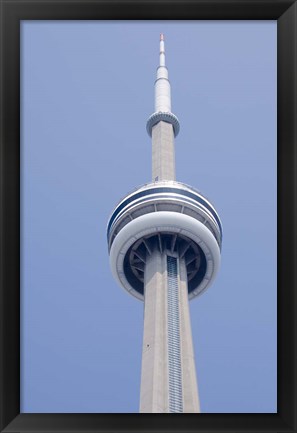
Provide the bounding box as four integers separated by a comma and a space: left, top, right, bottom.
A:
107, 187, 222, 239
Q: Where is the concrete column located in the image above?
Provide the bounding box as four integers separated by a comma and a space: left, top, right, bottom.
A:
152, 121, 176, 181
139, 247, 200, 413
140, 247, 169, 413
179, 257, 201, 412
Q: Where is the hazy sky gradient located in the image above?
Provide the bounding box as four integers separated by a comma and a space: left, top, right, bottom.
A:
21, 21, 276, 413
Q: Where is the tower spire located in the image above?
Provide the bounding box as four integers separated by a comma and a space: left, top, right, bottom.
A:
155, 33, 171, 114
147, 34, 180, 181
159, 33, 165, 67
147, 35, 180, 140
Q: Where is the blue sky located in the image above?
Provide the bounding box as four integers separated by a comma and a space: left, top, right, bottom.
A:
21, 21, 277, 413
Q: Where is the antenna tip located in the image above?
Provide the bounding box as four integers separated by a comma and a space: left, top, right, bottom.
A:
160, 33, 164, 41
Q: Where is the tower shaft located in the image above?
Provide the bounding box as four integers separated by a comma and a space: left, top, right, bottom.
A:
139, 242, 200, 413
152, 121, 175, 181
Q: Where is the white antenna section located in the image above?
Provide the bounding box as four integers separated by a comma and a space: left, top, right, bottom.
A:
147, 34, 180, 138
155, 33, 171, 112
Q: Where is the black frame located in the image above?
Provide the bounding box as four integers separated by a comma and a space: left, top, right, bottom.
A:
0, 1, 296, 432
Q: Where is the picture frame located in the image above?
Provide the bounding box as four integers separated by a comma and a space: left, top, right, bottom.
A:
0, 1, 296, 432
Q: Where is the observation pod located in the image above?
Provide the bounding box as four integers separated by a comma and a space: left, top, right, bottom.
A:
107, 181, 222, 301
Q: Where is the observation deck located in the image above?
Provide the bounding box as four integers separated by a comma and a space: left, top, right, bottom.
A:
107, 181, 222, 301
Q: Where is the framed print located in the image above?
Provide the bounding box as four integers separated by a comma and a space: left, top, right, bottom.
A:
0, 1, 296, 433
19, 20, 277, 414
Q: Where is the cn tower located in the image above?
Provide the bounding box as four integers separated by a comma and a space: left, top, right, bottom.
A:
107, 35, 222, 413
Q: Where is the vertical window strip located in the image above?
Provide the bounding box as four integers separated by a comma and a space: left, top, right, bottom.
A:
167, 255, 183, 413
